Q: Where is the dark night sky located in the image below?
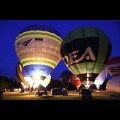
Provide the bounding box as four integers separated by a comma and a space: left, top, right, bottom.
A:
0, 20, 120, 80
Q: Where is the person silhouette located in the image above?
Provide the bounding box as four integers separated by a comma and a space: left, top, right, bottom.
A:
0, 88, 4, 100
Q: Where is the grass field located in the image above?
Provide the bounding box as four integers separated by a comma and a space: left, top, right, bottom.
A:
2, 90, 120, 100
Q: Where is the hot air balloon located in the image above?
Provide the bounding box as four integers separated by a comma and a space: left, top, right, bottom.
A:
15, 24, 62, 89
94, 67, 107, 89
60, 70, 72, 88
71, 74, 81, 89
106, 56, 120, 77
106, 56, 120, 93
106, 76, 120, 93
60, 26, 112, 84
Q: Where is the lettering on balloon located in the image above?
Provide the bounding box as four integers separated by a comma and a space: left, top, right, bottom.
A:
41, 42, 60, 57
42, 42, 59, 51
109, 66, 120, 73
16, 41, 60, 58
17, 48, 34, 56
42, 48, 60, 58
62, 47, 96, 67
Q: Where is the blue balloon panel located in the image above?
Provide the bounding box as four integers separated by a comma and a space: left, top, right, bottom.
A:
23, 64, 53, 78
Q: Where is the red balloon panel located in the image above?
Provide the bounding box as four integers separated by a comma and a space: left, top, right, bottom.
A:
72, 75, 81, 88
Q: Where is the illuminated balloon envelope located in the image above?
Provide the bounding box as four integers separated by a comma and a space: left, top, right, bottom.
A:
94, 67, 107, 89
16, 62, 26, 84
106, 76, 120, 93
19, 63, 51, 89
22, 66, 33, 88
15, 24, 62, 83
71, 74, 81, 89
106, 56, 120, 77
60, 26, 112, 83
34, 74, 51, 89
16, 62, 31, 88
82, 81, 94, 89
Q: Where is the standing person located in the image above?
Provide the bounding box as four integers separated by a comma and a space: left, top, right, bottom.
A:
0, 88, 3, 100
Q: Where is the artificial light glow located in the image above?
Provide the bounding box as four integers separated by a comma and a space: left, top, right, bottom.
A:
96, 84, 100, 89
24, 77, 33, 87
82, 80, 94, 88
33, 79, 43, 89
85, 78, 90, 88
31, 70, 42, 81
94, 68, 107, 89
87, 73, 89, 77
94, 78, 102, 89
21, 83, 27, 89
40, 74, 51, 87
33, 74, 51, 88
24, 77, 33, 83
106, 76, 120, 93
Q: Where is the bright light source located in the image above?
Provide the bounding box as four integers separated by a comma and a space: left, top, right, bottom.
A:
40, 74, 51, 87
85, 78, 90, 88
87, 73, 89, 77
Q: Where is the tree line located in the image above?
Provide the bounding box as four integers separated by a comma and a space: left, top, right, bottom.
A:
0, 76, 109, 91
0, 76, 77, 91
0, 76, 22, 90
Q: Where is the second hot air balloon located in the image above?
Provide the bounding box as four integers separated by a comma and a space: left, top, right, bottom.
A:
71, 74, 81, 89
106, 56, 120, 93
60, 26, 112, 84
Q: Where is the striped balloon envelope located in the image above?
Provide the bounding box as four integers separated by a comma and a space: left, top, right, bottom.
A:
15, 24, 62, 83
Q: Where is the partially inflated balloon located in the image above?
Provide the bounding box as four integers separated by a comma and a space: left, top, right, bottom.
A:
106, 56, 120, 77
60, 70, 72, 88
60, 26, 112, 82
71, 74, 81, 89
71, 74, 81, 88
36, 74, 51, 93
15, 24, 62, 83
40, 74, 51, 88
94, 67, 107, 89
34, 74, 51, 89
106, 57, 120, 93
106, 76, 120, 93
